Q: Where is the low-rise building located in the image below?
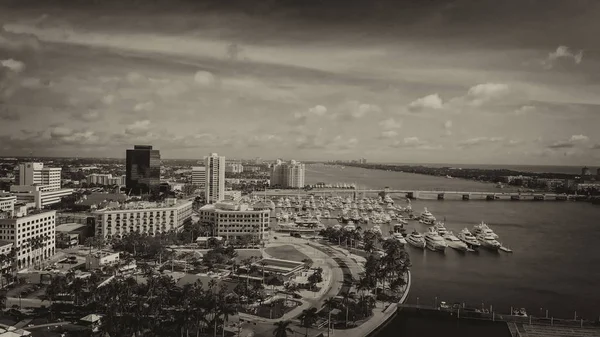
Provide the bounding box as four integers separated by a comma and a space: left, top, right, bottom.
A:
86, 250, 120, 270
198, 201, 270, 243
224, 190, 242, 201
55, 222, 90, 247
9, 185, 73, 209
92, 198, 193, 239
0, 193, 16, 216
0, 209, 56, 270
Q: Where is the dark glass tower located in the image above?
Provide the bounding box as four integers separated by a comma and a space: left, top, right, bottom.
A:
125, 145, 161, 195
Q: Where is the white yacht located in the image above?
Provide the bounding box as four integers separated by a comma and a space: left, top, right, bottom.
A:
392, 223, 407, 237
383, 195, 394, 204
472, 222, 499, 239
424, 227, 447, 252
443, 231, 469, 251
371, 225, 383, 235
391, 233, 407, 245
420, 208, 436, 222
433, 222, 448, 236
332, 224, 343, 230
477, 233, 501, 250
406, 230, 426, 249
457, 228, 481, 249
344, 223, 357, 231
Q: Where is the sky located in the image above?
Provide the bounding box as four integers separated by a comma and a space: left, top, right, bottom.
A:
0, 0, 599, 165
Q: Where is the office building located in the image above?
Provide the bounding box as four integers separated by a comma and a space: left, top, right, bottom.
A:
205, 153, 225, 203
88, 174, 126, 186
198, 201, 270, 242
86, 250, 120, 270
225, 163, 244, 174
16, 162, 62, 191
125, 145, 161, 195
191, 166, 206, 186
270, 159, 306, 188
0, 193, 16, 217
92, 198, 193, 239
0, 209, 56, 270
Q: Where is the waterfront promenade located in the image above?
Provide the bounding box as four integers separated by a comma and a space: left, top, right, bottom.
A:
237, 236, 411, 337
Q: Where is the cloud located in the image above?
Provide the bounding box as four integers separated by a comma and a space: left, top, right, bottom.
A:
75, 109, 101, 122
0, 106, 20, 120
443, 120, 452, 136
0, 59, 25, 73
125, 120, 151, 136
334, 101, 381, 119
463, 83, 509, 106
247, 134, 282, 148
49, 126, 99, 145
226, 43, 244, 61
133, 101, 155, 112
547, 134, 589, 149
591, 144, 600, 150
392, 137, 441, 150
379, 118, 402, 130
101, 94, 115, 105
542, 46, 583, 69
505, 139, 523, 147
194, 71, 216, 86
407, 94, 443, 112
308, 105, 327, 116
380, 130, 398, 139
0, 26, 41, 52
514, 105, 535, 115
458, 137, 504, 148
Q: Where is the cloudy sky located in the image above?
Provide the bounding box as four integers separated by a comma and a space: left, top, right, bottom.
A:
0, 0, 599, 165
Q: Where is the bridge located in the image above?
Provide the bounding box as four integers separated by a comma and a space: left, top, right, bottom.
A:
259, 189, 577, 201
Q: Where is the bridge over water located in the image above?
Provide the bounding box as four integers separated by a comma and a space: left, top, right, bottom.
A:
261, 189, 576, 201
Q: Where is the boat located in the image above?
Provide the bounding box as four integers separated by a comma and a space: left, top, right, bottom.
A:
424, 227, 447, 252
433, 222, 448, 236
476, 233, 501, 250
383, 195, 394, 204
420, 208, 436, 222
457, 228, 481, 249
392, 223, 407, 237
510, 308, 528, 317
472, 222, 499, 239
370, 225, 382, 235
391, 233, 407, 245
443, 231, 469, 251
406, 230, 426, 248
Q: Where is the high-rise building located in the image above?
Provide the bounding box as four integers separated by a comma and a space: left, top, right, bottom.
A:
126, 145, 161, 195
581, 167, 591, 176
88, 174, 126, 186
12, 163, 72, 209
191, 166, 206, 186
17, 162, 62, 190
0, 209, 56, 270
205, 153, 225, 204
270, 159, 305, 188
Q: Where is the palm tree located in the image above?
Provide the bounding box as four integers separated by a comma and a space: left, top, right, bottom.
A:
322, 297, 337, 312
283, 283, 299, 307
298, 307, 318, 337
273, 320, 294, 337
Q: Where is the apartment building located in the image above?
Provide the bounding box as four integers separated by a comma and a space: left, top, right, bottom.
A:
205, 153, 225, 203
88, 174, 126, 186
92, 198, 193, 239
198, 201, 270, 242
0, 193, 16, 216
191, 166, 206, 186
225, 163, 244, 174
270, 159, 306, 188
0, 210, 56, 270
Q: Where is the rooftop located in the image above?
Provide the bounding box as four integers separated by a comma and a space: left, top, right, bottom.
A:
95, 198, 191, 212
199, 201, 271, 212
55, 222, 87, 232
0, 240, 13, 247
89, 250, 119, 258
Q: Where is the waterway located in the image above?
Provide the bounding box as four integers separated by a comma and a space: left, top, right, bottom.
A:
304, 165, 600, 323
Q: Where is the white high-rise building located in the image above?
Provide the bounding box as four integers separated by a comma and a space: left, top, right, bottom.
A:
17, 162, 62, 191
12, 162, 72, 209
191, 167, 206, 186
204, 153, 225, 204
270, 159, 305, 188
225, 163, 244, 174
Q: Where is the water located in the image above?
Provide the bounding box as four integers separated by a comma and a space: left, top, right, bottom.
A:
305, 165, 600, 321
378, 163, 593, 175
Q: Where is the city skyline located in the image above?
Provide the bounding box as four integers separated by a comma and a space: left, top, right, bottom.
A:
1, 0, 599, 165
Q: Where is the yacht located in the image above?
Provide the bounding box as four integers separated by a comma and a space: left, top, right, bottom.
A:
392, 223, 407, 237
443, 231, 469, 251
332, 224, 342, 230
433, 222, 448, 236
383, 195, 394, 204
424, 227, 447, 252
371, 225, 383, 235
406, 230, 426, 248
391, 233, 407, 245
457, 228, 481, 249
476, 233, 501, 250
472, 222, 499, 239
420, 208, 436, 222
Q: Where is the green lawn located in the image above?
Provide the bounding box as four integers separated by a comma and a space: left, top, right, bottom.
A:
234, 249, 263, 263
264, 245, 311, 263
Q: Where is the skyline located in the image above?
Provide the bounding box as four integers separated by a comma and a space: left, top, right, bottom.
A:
1, 0, 599, 165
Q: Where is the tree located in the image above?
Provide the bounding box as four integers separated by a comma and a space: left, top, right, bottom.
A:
307, 269, 323, 291
273, 320, 294, 337
298, 307, 318, 337
283, 283, 299, 307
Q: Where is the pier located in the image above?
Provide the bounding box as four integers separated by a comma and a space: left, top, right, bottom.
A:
397, 304, 600, 337
258, 189, 578, 201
